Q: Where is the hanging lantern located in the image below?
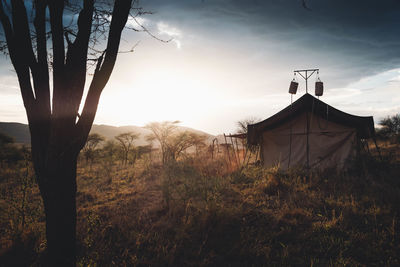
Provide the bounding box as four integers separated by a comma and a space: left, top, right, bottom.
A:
315, 79, 323, 96
289, 81, 298, 94
289, 79, 298, 94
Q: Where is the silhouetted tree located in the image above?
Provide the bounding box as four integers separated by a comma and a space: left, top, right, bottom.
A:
236, 118, 257, 135
146, 121, 206, 163
145, 134, 156, 162
192, 133, 207, 155
115, 132, 139, 165
377, 114, 400, 143
0, 0, 137, 264
83, 133, 105, 167
102, 139, 118, 162
236, 117, 261, 152
169, 131, 207, 160
146, 121, 181, 164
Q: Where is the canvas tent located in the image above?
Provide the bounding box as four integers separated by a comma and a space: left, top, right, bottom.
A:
247, 93, 375, 170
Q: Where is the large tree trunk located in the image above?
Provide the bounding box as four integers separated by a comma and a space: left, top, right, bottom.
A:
0, 1, 134, 265
44, 160, 77, 265
34, 145, 79, 266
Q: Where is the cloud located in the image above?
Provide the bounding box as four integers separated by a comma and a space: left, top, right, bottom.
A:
157, 21, 182, 49
126, 16, 150, 29
142, 0, 400, 86
321, 68, 400, 120
157, 21, 181, 37
1, 0, 399, 133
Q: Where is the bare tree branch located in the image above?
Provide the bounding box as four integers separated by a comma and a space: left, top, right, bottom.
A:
2, 1, 36, 115
48, 0, 65, 115
132, 16, 172, 43
33, 0, 50, 117
0, 1, 14, 54
65, 0, 95, 119
76, 0, 134, 148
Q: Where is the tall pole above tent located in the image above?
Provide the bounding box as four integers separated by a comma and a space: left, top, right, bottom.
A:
293, 68, 319, 169
294, 69, 319, 94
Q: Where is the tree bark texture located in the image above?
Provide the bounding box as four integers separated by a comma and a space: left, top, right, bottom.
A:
0, 0, 133, 265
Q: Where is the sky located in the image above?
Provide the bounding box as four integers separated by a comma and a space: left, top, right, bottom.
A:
1, 0, 400, 135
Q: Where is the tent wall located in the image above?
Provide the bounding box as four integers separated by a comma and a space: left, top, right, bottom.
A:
261, 112, 357, 170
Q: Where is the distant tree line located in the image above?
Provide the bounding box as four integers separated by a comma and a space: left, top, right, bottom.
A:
80, 121, 208, 167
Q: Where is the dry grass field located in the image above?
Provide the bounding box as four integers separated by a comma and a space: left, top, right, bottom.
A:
1, 143, 400, 266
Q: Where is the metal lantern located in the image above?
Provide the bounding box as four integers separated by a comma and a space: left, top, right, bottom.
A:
315, 80, 323, 96
289, 80, 298, 94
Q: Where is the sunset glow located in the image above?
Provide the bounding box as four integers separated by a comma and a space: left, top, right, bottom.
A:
1, 0, 400, 135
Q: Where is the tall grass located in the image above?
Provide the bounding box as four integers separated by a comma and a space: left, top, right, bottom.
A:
1, 147, 399, 266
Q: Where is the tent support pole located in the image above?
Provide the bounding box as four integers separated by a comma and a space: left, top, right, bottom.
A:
224, 134, 232, 169
306, 112, 310, 169
373, 137, 382, 160
230, 135, 239, 167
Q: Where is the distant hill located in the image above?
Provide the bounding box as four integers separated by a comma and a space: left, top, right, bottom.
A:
0, 122, 216, 146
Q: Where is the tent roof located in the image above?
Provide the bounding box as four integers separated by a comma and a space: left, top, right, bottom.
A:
247, 93, 375, 145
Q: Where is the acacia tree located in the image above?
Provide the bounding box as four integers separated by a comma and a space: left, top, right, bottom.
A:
168, 131, 206, 160
0, 0, 137, 265
115, 131, 139, 165
237, 117, 261, 151
83, 133, 105, 167
145, 134, 156, 162
377, 114, 400, 143
146, 121, 181, 164
146, 121, 206, 164
102, 139, 118, 160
